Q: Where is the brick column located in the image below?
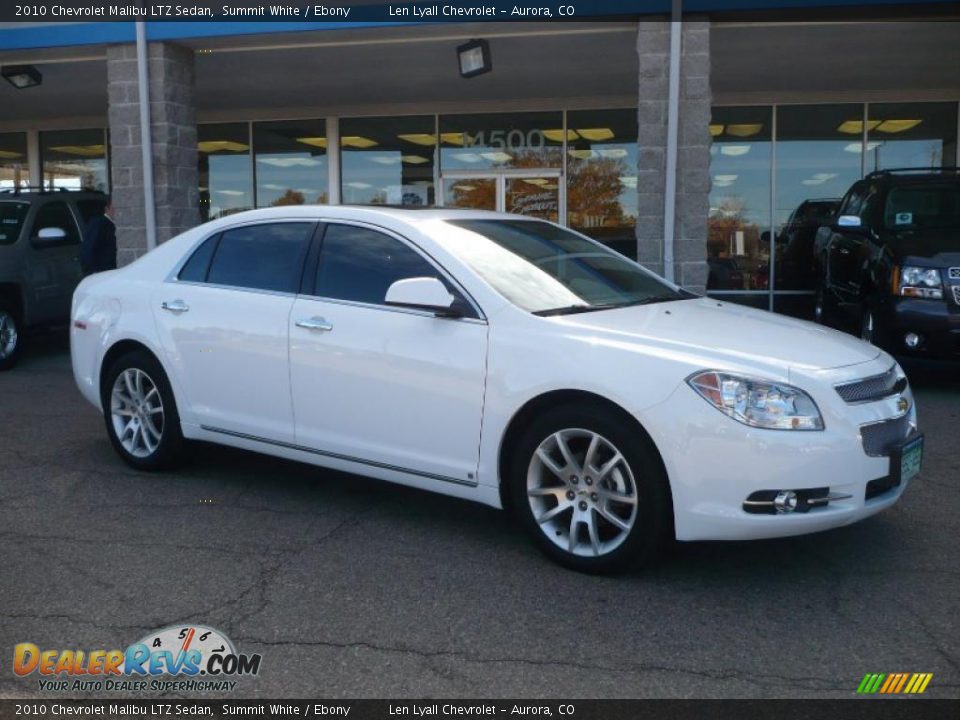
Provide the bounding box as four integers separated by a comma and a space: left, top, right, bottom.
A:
635, 20, 712, 294
107, 42, 199, 266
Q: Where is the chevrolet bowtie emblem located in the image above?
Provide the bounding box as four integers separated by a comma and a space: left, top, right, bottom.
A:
897, 397, 910, 413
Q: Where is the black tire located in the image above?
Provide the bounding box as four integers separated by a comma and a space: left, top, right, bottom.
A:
101, 349, 184, 471
507, 403, 671, 574
814, 283, 833, 326
0, 302, 22, 371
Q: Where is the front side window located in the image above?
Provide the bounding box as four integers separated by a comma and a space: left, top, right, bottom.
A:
206, 222, 313, 293
32, 202, 81, 245
884, 182, 960, 230
0, 201, 28, 245
314, 224, 444, 306
439, 219, 684, 315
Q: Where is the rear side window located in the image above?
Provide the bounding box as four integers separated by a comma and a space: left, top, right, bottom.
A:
314, 224, 442, 305
206, 222, 313, 293
178, 234, 220, 283
0, 202, 28, 245
32, 201, 81, 245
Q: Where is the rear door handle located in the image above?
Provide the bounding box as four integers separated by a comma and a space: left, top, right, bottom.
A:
295, 316, 333, 332
161, 299, 190, 314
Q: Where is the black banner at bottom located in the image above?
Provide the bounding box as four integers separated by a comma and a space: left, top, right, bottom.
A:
0, 700, 957, 720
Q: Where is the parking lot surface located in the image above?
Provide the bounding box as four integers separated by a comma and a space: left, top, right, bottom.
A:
1, 334, 958, 699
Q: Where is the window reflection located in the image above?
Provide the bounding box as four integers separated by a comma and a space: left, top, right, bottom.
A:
254, 119, 328, 208
566, 109, 638, 259
866, 102, 958, 172
340, 116, 436, 206
0, 133, 27, 190
774, 104, 861, 290
708, 107, 771, 291
40, 129, 108, 192
199, 123, 252, 222
439, 112, 563, 171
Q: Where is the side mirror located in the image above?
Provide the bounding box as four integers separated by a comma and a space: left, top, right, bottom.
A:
33, 227, 68, 246
385, 277, 459, 317
836, 215, 862, 229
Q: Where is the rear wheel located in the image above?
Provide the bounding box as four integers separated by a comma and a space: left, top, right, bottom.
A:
102, 350, 184, 471
0, 303, 21, 371
508, 404, 671, 574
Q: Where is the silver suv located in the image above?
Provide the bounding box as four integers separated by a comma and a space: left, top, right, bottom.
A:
0, 187, 108, 370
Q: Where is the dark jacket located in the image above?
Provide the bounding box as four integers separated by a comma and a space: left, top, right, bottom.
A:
81, 214, 117, 275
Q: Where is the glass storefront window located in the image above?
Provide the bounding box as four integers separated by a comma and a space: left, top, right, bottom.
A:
439, 112, 563, 171
566, 109, 638, 259
254, 119, 328, 207
340, 116, 436, 206
774, 104, 863, 290
708, 107, 772, 292
866, 102, 958, 172
199, 123, 252, 222
40, 129, 108, 192
0, 133, 27, 190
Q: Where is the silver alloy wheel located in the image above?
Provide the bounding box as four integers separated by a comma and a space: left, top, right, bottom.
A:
0, 310, 18, 360
110, 368, 165, 458
526, 428, 638, 558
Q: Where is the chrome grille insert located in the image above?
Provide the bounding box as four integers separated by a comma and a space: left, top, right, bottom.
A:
953, 285, 960, 305
860, 414, 915, 457
835, 366, 905, 404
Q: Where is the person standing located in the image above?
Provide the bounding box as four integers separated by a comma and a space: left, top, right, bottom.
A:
81, 199, 117, 275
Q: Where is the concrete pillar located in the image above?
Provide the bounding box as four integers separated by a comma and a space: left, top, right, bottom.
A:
635, 20, 712, 294
107, 42, 199, 266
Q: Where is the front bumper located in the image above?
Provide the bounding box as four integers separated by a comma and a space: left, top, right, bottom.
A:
877, 296, 960, 360
642, 359, 917, 542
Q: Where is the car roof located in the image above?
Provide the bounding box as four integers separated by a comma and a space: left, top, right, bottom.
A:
0, 188, 107, 200
208, 205, 537, 225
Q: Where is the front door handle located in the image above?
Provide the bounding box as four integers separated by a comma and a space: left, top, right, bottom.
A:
295, 316, 333, 332
161, 299, 190, 314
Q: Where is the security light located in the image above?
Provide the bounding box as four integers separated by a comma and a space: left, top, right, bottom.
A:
457, 39, 491, 79
2, 65, 42, 90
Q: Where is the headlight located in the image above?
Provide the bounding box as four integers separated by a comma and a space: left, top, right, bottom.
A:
898, 266, 942, 299
687, 371, 824, 431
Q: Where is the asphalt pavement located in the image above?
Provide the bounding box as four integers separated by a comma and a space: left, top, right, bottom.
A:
0, 332, 957, 699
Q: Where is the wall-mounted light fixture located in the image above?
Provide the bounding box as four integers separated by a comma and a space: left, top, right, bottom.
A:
2, 65, 42, 89
457, 39, 491, 79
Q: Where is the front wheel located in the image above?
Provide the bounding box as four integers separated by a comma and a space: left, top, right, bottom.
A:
102, 350, 184, 471
0, 303, 22, 371
508, 405, 671, 574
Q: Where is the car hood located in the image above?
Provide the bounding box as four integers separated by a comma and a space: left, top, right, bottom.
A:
555, 297, 880, 372
887, 228, 960, 265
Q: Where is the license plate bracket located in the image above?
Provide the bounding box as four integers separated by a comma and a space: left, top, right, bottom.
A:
892, 434, 924, 486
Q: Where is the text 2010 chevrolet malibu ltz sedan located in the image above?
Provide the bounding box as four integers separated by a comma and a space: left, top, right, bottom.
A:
71, 207, 922, 572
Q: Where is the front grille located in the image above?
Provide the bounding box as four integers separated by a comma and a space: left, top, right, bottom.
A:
860, 414, 915, 457
866, 475, 901, 501
836, 366, 905, 404
953, 285, 960, 306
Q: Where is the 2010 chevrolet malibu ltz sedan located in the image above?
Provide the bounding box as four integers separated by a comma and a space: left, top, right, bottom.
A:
71, 207, 922, 572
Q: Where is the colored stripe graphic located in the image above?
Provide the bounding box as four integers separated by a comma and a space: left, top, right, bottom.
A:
856, 673, 932, 694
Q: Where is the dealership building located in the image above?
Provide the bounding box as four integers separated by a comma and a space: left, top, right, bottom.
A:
1, 7, 958, 313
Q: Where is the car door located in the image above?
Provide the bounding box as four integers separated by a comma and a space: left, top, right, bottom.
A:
152, 220, 315, 443
288, 221, 488, 486
827, 185, 866, 300
24, 199, 83, 324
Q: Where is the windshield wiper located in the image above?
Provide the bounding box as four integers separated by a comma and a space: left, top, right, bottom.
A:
533, 294, 686, 317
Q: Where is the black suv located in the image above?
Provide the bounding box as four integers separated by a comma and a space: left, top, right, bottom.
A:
0, 187, 108, 370
814, 168, 960, 360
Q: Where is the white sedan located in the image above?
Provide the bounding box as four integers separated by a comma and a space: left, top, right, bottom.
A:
71, 207, 922, 572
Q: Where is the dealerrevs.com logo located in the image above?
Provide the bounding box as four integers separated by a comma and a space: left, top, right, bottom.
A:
13, 624, 261, 693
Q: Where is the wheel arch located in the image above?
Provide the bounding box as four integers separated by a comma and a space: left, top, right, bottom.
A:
0, 283, 24, 321
497, 389, 673, 529
98, 339, 167, 406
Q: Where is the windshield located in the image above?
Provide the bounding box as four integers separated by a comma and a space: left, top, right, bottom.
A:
0, 201, 28, 245
439, 219, 687, 315
884, 183, 960, 230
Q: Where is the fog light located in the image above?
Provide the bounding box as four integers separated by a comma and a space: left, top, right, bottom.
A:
904, 332, 921, 349
773, 490, 798, 514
